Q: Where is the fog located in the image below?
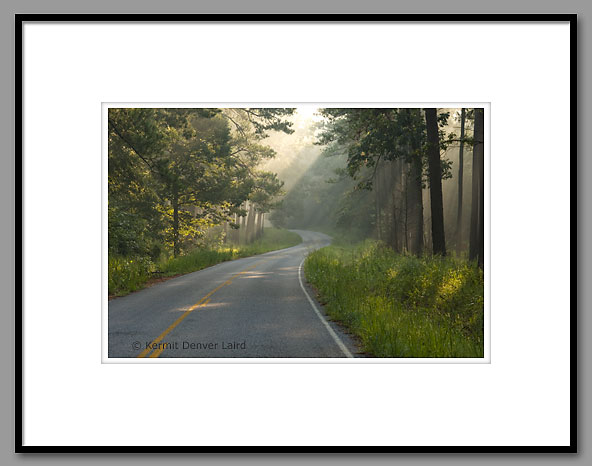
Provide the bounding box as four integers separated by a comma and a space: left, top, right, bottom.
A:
260, 107, 323, 192
108, 106, 483, 262
267, 107, 483, 258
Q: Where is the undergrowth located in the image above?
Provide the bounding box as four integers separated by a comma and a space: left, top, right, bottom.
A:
109, 228, 302, 296
304, 240, 484, 358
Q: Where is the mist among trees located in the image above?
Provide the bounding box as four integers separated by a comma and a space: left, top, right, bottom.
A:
108, 108, 294, 260
108, 106, 485, 357
270, 107, 485, 267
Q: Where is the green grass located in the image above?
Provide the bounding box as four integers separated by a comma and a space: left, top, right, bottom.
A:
304, 240, 484, 358
108, 256, 154, 296
109, 228, 302, 297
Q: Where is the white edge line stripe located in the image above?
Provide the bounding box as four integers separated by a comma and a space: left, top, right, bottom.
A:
298, 257, 354, 358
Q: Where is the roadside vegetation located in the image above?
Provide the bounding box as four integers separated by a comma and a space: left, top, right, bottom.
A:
108, 228, 301, 297
304, 240, 484, 358
109, 106, 486, 357
108, 108, 300, 298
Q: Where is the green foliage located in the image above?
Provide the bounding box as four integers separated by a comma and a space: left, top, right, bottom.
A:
159, 248, 237, 277
108, 228, 301, 296
108, 256, 155, 296
316, 108, 455, 190
250, 171, 285, 213
109, 107, 294, 259
162, 228, 301, 276
232, 228, 301, 256
240, 108, 295, 136
304, 241, 484, 358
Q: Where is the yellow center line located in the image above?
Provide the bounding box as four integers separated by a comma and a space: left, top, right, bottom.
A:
148, 298, 212, 358
137, 259, 267, 358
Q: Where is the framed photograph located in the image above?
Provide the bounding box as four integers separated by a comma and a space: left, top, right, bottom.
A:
104, 102, 489, 363
17, 14, 575, 452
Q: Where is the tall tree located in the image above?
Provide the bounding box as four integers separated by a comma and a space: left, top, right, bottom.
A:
316, 108, 427, 255
424, 108, 446, 256
389, 159, 402, 252
153, 112, 237, 256
255, 212, 264, 239
108, 107, 295, 257
245, 202, 256, 244
456, 108, 466, 255
470, 109, 480, 262
405, 109, 424, 256
107, 110, 166, 259
222, 108, 294, 244
239, 203, 247, 244
374, 160, 386, 241
469, 108, 485, 267
109, 109, 242, 256
249, 171, 284, 241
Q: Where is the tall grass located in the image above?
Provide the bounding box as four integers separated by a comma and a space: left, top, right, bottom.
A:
304, 240, 484, 358
109, 228, 301, 296
108, 256, 154, 295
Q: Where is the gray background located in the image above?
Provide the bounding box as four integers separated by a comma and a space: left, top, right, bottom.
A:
2, 0, 586, 464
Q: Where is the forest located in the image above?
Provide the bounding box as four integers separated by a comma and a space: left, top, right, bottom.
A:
108, 106, 485, 358
279, 107, 486, 357
271, 108, 485, 266
108, 108, 301, 295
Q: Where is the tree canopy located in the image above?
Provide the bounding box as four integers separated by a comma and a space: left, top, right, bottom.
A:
108, 107, 294, 258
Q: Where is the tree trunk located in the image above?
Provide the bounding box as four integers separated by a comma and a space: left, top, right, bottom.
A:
424, 108, 446, 256
232, 213, 239, 243
405, 110, 423, 256
246, 202, 256, 244
375, 161, 382, 241
172, 194, 179, 257
407, 155, 424, 256
389, 159, 401, 252
403, 160, 409, 253
477, 152, 485, 269
470, 108, 484, 264
381, 162, 391, 244
397, 160, 405, 253
456, 108, 465, 256
240, 205, 246, 244
471, 108, 485, 267
424, 185, 432, 253
256, 211, 263, 239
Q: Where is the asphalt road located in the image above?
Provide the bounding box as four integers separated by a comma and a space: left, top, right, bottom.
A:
108, 230, 358, 358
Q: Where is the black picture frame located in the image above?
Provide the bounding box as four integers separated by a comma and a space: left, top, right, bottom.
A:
15, 13, 577, 453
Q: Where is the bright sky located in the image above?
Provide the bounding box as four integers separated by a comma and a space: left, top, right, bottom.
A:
259, 107, 324, 191
294, 106, 323, 125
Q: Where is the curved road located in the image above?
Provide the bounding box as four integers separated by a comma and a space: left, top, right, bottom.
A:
108, 230, 357, 358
